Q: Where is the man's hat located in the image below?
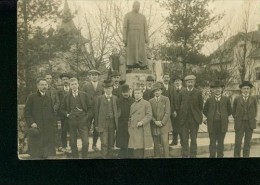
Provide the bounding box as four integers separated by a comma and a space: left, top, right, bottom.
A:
89, 69, 101, 75
184, 75, 196, 81
151, 82, 163, 93
111, 70, 120, 77
146, 75, 155, 81
26, 127, 40, 138
59, 73, 71, 79
121, 84, 130, 93
103, 79, 113, 88
172, 75, 183, 81
210, 80, 225, 88
239, 81, 253, 89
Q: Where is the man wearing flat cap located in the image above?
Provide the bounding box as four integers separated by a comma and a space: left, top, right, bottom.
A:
149, 82, 172, 157
203, 81, 232, 158
111, 70, 122, 97
82, 69, 104, 151
178, 75, 203, 158
94, 80, 119, 158
116, 84, 135, 158
232, 81, 257, 157
143, 75, 155, 101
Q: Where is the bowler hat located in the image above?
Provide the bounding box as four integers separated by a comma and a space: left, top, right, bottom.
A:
89, 69, 101, 75
26, 127, 40, 138
59, 73, 71, 79
184, 75, 196, 81
146, 75, 155, 81
103, 79, 113, 88
239, 81, 253, 88
210, 80, 225, 88
111, 70, 120, 77
151, 82, 163, 92
121, 84, 130, 92
172, 75, 183, 81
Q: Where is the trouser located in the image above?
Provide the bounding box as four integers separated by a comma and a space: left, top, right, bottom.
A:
129, 148, 145, 159
171, 115, 182, 145
234, 121, 253, 157
55, 121, 61, 148
100, 118, 116, 158
118, 148, 129, 158
153, 134, 169, 158
89, 119, 99, 147
209, 120, 226, 158
181, 119, 199, 158
69, 120, 89, 158
61, 119, 69, 148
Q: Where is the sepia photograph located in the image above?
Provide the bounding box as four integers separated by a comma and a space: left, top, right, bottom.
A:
17, 0, 260, 159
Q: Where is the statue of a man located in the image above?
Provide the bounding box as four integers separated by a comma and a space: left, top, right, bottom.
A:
123, 1, 149, 70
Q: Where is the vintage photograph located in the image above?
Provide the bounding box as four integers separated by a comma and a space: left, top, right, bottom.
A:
17, 0, 260, 159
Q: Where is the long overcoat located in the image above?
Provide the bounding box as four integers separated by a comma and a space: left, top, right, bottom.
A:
24, 91, 56, 157
82, 81, 104, 100
203, 96, 232, 133
232, 95, 258, 130
128, 99, 153, 149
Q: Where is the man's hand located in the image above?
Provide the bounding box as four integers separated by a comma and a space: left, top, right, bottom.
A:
172, 111, 177, 118
31, 123, 37, 128
137, 122, 143, 127
155, 121, 163, 127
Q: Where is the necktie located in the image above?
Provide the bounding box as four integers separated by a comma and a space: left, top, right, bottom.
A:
107, 96, 111, 101
73, 92, 78, 97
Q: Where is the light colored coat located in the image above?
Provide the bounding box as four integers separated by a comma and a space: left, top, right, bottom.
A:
128, 99, 153, 149
149, 95, 172, 135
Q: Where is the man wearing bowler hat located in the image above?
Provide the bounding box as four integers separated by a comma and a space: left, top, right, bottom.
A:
111, 70, 122, 97
203, 81, 232, 158
149, 82, 172, 157
178, 75, 203, 158
143, 75, 155, 101
82, 69, 104, 151
94, 80, 119, 158
232, 81, 257, 157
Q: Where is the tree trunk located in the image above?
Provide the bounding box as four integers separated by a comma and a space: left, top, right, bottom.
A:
182, 61, 187, 77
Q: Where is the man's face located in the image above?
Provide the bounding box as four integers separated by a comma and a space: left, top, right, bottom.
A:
112, 76, 120, 84
104, 86, 113, 95
134, 90, 143, 100
45, 75, 52, 85
241, 86, 251, 95
163, 75, 170, 84
90, 73, 99, 82
146, 81, 154, 88
61, 77, 70, 86
70, 81, 79, 91
154, 89, 162, 97
37, 80, 48, 93
175, 79, 182, 87
122, 91, 130, 98
185, 80, 195, 88
133, 2, 140, 13
212, 87, 223, 96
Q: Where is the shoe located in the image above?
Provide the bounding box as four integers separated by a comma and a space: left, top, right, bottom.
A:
57, 147, 64, 153
170, 141, 177, 146
92, 146, 100, 152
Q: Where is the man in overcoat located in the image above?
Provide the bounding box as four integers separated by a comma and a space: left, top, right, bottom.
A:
82, 69, 104, 151
128, 87, 153, 158
203, 81, 232, 158
232, 81, 258, 157
149, 82, 172, 158
60, 78, 93, 158
178, 75, 203, 158
94, 80, 119, 158
116, 84, 135, 158
24, 78, 56, 159
143, 75, 154, 101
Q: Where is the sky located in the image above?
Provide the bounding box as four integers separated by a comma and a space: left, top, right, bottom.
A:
44, 0, 260, 56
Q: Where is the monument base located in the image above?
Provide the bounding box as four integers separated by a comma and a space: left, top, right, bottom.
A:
125, 69, 154, 90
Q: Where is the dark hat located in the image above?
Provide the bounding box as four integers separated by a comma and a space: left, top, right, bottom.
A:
89, 69, 101, 75
111, 70, 120, 77
151, 82, 163, 92
103, 79, 113, 88
172, 75, 183, 81
210, 80, 225, 88
184, 75, 196, 81
121, 84, 130, 92
119, 80, 126, 85
26, 127, 40, 138
146, 75, 155, 81
59, 73, 71, 79
239, 81, 253, 88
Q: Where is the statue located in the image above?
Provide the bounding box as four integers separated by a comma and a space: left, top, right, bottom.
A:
123, 1, 149, 70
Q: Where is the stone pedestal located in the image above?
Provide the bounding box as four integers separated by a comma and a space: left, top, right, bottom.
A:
125, 69, 154, 90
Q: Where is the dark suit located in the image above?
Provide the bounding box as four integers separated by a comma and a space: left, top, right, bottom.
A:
60, 91, 93, 158
112, 85, 122, 97
82, 81, 104, 147
178, 88, 203, 157
203, 96, 232, 157
143, 88, 154, 101
232, 95, 258, 157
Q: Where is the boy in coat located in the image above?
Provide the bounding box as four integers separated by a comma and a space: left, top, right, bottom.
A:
60, 78, 93, 158
203, 81, 232, 158
128, 87, 153, 158
116, 84, 135, 158
94, 80, 118, 158
232, 81, 258, 157
178, 75, 203, 158
149, 82, 172, 157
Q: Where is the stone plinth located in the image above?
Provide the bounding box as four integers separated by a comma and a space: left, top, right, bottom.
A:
125, 69, 154, 90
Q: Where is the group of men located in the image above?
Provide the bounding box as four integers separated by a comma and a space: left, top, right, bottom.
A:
24, 69, 258, 159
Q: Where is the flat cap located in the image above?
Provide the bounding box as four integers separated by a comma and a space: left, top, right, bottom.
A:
151, 82, 163, 92
239, 81, 253, 88
184, 75, 196, 81
59, 73, 71, 79
88, 69, 101, 75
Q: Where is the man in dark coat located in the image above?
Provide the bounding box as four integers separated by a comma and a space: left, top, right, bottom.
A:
82, 69, 104, 151
94, 80, 119, 158
24, 78, 56, 159
203, 81, 232, 158
116, 84, 135, 158
111, 71, 122, 97
60, 78, 93, 158
143, 75, 154, 101
178, 75, 203, 158
232, 81, 258, 157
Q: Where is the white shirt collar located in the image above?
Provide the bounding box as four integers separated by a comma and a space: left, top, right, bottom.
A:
105, 93, 112, 98
155, 96, 161, 101
64, 86, 70, 91
39, 91, 45, 96
187, 87, 193, 91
